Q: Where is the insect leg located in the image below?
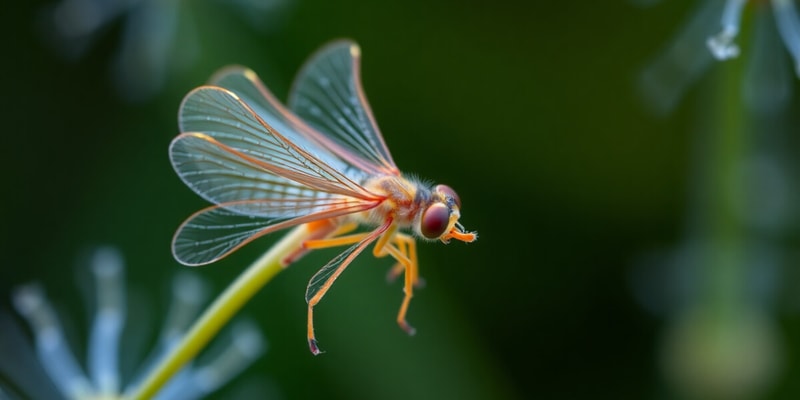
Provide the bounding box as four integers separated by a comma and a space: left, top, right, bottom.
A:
386, 252, 404, 283
304, 233, 367, 249
374, 233, 419, 335
385, 233, 424, 288
304, 220, 392, 355
281, 220, 342, 266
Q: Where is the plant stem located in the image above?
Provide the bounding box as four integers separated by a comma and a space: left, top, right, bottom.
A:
125, 225, 309, 400
705, 56, 747, 318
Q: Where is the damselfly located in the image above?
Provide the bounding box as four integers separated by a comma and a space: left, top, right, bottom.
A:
170, 40, 477, 355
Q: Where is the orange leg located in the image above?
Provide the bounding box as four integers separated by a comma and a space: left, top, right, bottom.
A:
303, 221, 392, 355
302, 221, 422, 354
372, 232, 419, 336
386, 242, 405, 283
304, 233, 366, 249
386, 234, 423, 288
281, 220, 345, 267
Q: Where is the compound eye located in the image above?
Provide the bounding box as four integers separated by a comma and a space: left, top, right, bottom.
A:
421, 203, 450, 239
435, 184, 461, 208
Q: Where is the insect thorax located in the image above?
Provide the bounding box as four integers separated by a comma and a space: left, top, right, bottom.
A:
353, 175, 433, 230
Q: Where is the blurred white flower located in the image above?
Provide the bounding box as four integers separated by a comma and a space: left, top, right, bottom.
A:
40, 0, 290, 101
638, 0, 800, 115
1, 246, 266, 399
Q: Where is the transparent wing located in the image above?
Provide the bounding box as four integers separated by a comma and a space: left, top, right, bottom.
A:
288, 40, 399, 176
177, 86, 379, 201
172, 132, 346, 217
208, 66, 360, 177
173, 200, 377, 266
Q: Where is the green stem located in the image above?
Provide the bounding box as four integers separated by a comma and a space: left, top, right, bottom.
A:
705, 59, 747, 316
125, 225, 309, 400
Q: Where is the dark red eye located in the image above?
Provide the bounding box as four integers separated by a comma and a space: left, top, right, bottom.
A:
435, 184, 461, 208
421, 203, 450, 239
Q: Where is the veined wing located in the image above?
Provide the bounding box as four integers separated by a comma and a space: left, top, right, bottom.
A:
170, 132, 382, 265
208, 66, 366, 180
172, 132, 360, 217
173, 199, 377, 266
288, 40, 399, 176
176, 86, 380, 203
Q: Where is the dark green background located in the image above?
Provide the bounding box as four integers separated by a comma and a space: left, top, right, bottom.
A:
3, 1, 798, 399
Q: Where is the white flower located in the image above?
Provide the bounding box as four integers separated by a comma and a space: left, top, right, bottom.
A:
2, 246, 266, 399
638, 0, 800, 115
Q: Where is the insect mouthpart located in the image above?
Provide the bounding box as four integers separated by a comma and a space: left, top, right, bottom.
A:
441, 221, 477, 244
